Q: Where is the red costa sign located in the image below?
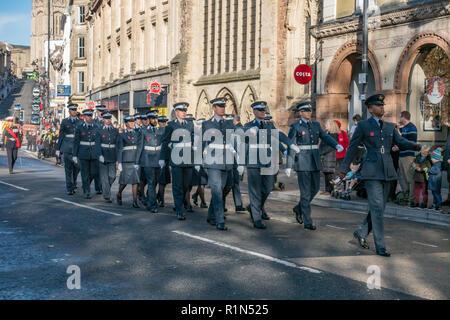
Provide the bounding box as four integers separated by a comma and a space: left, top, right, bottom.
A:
294, 64, 313, 85
149, 81, 161, 95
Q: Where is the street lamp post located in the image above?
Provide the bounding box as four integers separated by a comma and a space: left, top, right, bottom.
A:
361, 0, 369, 118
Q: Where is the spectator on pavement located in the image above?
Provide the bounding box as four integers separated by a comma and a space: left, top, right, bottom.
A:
443, 135, 450, 206
320, 119, 339, 194
335, 120, 349, 179
411, 145, 431, 209
428, 148, 443, 210
398, 111, 418, 206
349, 114, 362, 139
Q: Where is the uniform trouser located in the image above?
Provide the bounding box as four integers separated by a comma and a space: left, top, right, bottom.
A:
399, 156, 415, 202
355, 180, 390, 250
63, 153, 80, 192
94, 161, 101, 192
207, 169, 229, 224
296, 171, 321, 226
99, 162, 116, 200
143, 167, 160, 210
171, 166, 193, 214
232, 168, 243, 207
247, 168, 275, 222
6, 147, 18, 173
80, 159, 99, 195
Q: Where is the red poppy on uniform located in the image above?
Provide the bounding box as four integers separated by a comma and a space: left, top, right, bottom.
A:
82, 132, 85, 136
147, 137, 150, 141
127, 136, 131, 140
302, 131, 306, 135
67, 125, 69, 128
102, 135, 106, 138
370, 132, 374, 136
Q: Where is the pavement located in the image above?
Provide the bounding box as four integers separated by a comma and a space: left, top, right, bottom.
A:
1, 150, 449, 300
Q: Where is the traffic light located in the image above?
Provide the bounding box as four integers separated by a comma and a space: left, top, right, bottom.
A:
19, 110, 24, 122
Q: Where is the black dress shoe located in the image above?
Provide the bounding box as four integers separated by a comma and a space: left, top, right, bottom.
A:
410, 202, 418, 208
105, 198, 113, 203
235, 206, 246, 212
187, 206, 194, 213
177, 213, 186, 220
96, 191, 102, 195
192, 195, 198, 206
200, 202, 208, 208
224, 207, 228, 212
84, 194, 91, 199
304, 224, 316, 230
158, 200, 165, 207
261, 210, 270, 220
253, 220, 266, 229
73, 188, 77, 194
67, 190, 74, 195
293, 205, 303, 224
376, 248, 391, 257
151, 208, 158, 213
206, 219, 217, 226
353, 231, 370, 249
116, 194, 122, 205
216, 223, 228, 231
132, 201, 140, 208
420, 203, 427, 209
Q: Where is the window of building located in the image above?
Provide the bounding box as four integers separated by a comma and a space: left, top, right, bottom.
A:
79, 6, 85, 24
78, 37, 85, 58
78, 72, 85, 93
151, 23, 156, 67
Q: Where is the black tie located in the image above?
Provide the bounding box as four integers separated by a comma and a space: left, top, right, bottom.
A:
379, 120, 383, 129
259, 121, 264, 129
219, 119, 224, 130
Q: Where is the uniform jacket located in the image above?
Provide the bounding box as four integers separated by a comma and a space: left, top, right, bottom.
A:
2, 126, 21, 149
341, 117, 417, 181
136, 125, 164, 168
56, 117, 81, 154
73, 122, 99, 160
93, 118, 104, 129
117, 129, 139, 164
95, 125, 119, 163
202, 117, 235, 170
160, 120, 195, 168
243, 119, 274, 169
287, 120, 338, 172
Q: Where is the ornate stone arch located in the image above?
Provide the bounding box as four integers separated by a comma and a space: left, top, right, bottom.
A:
324, 40, 382, 94
239, 85, 258, 124
195, 89, 212, 119
216, 87, 237, 115
394, 32, 450, 94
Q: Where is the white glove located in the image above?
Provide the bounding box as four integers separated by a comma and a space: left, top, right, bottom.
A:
99, 155, 105, 163
237, 165, 244, 176
134, 164, 140, 170
118, 163, 123, 171
55, 150, 60, 157
159, 160, 165, 168
195, 165, 200, 172
336, 144, 344, 153
290, 144, 300, 154
72, 156, 78, 164
285, 168, 291, 177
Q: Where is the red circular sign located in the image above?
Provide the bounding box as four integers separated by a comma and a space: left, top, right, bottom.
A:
294, 64, 313, 85
149, 82, 161, 94
87, 101, 95, 109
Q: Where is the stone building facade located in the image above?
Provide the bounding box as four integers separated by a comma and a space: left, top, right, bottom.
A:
9, 45, 31, 79
171, 0, 318, 132
86, 0, 172, 123
312, 0, 450, 144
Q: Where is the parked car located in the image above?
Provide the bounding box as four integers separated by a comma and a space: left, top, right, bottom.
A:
32, 88, 40, 97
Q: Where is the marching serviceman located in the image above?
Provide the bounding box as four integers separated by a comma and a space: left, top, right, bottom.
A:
2, 117, 21, 174
159, 102, 195, 220
134, 114, 143, 133
136, 110, 163, 213
56, 104, 81, 195
156, 115, 170, 207
285, 102, 343, 230
202, 98, 242, 230
95, 111, 119, 203
116, 114, 141, 208
243, 101, 286, 229
93, 104, 106, 128
339, 94, 421, 257
73, 109, 100, 199
138, 113, 150, 205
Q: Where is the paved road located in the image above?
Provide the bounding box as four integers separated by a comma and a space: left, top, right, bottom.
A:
0, 79, 36, 122
0, 150, 449, 299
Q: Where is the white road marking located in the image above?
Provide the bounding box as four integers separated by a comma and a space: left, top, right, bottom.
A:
172, 230, 322, 274
53, 198, 123, 217
443, 239, 448, 241
0, 180, 30, 191
412, 241, 438, 248
326, 224, 346, 230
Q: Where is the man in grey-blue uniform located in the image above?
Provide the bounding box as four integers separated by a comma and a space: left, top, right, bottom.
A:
73, 109, 100, 199
202, 98, 243, 231
136, 110, 163, 213
92, 104, 106, 194
243, 101, 284, 229
286, 102, 343, 230
159, 102, 195, 220
339, 94, 421, 257
56, 104, 81, 195
95, 111, 119, 203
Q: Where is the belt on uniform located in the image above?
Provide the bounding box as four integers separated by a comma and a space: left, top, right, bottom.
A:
8, 138, 16, 141
65, 134, 75, 138
173, 142, 191, 148
249, 144, 270, 148
101, 143, 116, 149
367, 146, 386, 154
207, 143, 231, 150
123, 146, 137, 151
297, 144, 319, 150
144, 146, 161, 151
80, 141, 95, 146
